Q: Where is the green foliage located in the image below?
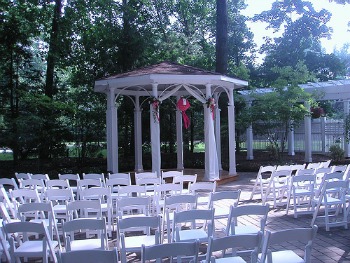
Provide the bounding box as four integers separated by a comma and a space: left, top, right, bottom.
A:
329, 144, 344, 162
249, 62, 314, 157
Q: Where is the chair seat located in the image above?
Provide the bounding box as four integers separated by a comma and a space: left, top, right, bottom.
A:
124, 235, 157, 251
70, 239, 102, 251
234, 226, 259, 235
259, 250, 305, 263
178, 229, 208, 242
15, 240, 58, 254
215, 256, 247, 263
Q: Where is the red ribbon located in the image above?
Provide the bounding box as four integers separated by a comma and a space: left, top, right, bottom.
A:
177, 98, 191, 129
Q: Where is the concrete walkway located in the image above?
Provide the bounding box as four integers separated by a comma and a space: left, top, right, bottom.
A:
217, 171, 350, 263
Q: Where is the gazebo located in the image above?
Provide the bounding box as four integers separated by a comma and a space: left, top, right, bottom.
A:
94, 61, 248, 181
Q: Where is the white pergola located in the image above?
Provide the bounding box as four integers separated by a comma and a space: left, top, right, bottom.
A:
94, 62, 248, 181
241, 79, 350, 162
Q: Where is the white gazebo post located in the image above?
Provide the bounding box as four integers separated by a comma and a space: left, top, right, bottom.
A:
150, 84, 161, 177
134, 95, 143, 172
106, 87, 118, 173
246, 101, 254, 160
288, 120, 295, 156
304, 101, 312, 162
321, 116, 326, 153
228, 88, 237, 176
214, 93, 223, 171
204, 84, 219, 181
344, 100, 350, 157
176, 96, 184, 170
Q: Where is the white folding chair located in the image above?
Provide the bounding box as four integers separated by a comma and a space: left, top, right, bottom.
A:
153, 183, 182, 216
10, 188, 42, 218
162, 194, 197, 243
141, 240, 199, 263
249, 165, 276, 200
116, 215, 161, 263
3, 221, 58, 263
79, 187, 113, 236
20, 178, 47, 198
0, 178, 19, 192
263, 170, 292, 207
205, 232, 263, 263
58, 248, 118, 263
225, 204, 269, 236
208, 190, 241, 222
45, 188, 75, 226
294, 168, 315, 177
117, 185, 147, 198
311, 180, 348, 231
189, 181, 217, 207
258, 225, 318, 263
31, 173, 50, 182
0, 223, 10, 263
77, 179, 103, 200
17, 202, 61, 250
286, 174, 316, 218
63, 218, 108, 252
161, 170, 183, 184
172, 209, 214, 260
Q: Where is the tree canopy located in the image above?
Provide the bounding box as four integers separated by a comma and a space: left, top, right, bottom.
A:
0, 0, 348, 167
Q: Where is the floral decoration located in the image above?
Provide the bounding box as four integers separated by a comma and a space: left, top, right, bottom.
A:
150, 97, 160, 123
206, 97, 216, 119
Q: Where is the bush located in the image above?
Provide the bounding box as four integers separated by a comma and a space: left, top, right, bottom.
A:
329, 144, 344, 162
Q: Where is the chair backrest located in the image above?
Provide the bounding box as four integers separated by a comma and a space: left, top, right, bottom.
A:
0, 178, 19, 191
46, 179, 70, 189
206, 232, 263, 262
117, 185, 146, 197
117, 196, 151, 217
66, 200, 102, 220
141, 240, 199, 263
295, 168, 315, 176
189, 181, 217, 193
106, 176, 131, 188
20, 179, 46, 193
31, 173, 50, 181
306, 162, 321, 169
319, 160, 331, 168
172, 174, 197, 186
276, 165, 293, 171
15, 172, 32, 187
117, 215, 161, 234
260, 225, 318, 263
58, 248, 118, 263
82, 173, 105, 186
226, 204, 269, 235
161, 170, 183, 183
163, 194, 197, 216
63, 218, 108, 251
135, 172, 158, 180
10, 188, 41, 205
154, 183, 182, 215
45, 188, 75, 202
58, 174, 80, 186
208, 190, 241, 209
108, 172, 131, 182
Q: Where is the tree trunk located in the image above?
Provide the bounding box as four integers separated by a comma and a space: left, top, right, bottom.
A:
45, 0, 62, 98
216, 0, 228, 74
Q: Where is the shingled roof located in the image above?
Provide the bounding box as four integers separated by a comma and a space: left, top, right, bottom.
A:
100, 61, 223, 80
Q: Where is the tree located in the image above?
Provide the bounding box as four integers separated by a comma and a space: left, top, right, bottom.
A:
253, 0, 345, 85
249, 62, 315, 159
216, 0, 228, 74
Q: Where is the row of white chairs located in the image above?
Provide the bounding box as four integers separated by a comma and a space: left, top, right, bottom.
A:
250, 163, 350, 231
0, 204, 319, 263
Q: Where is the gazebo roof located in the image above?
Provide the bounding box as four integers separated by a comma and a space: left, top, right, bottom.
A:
94, 61, 248, 96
